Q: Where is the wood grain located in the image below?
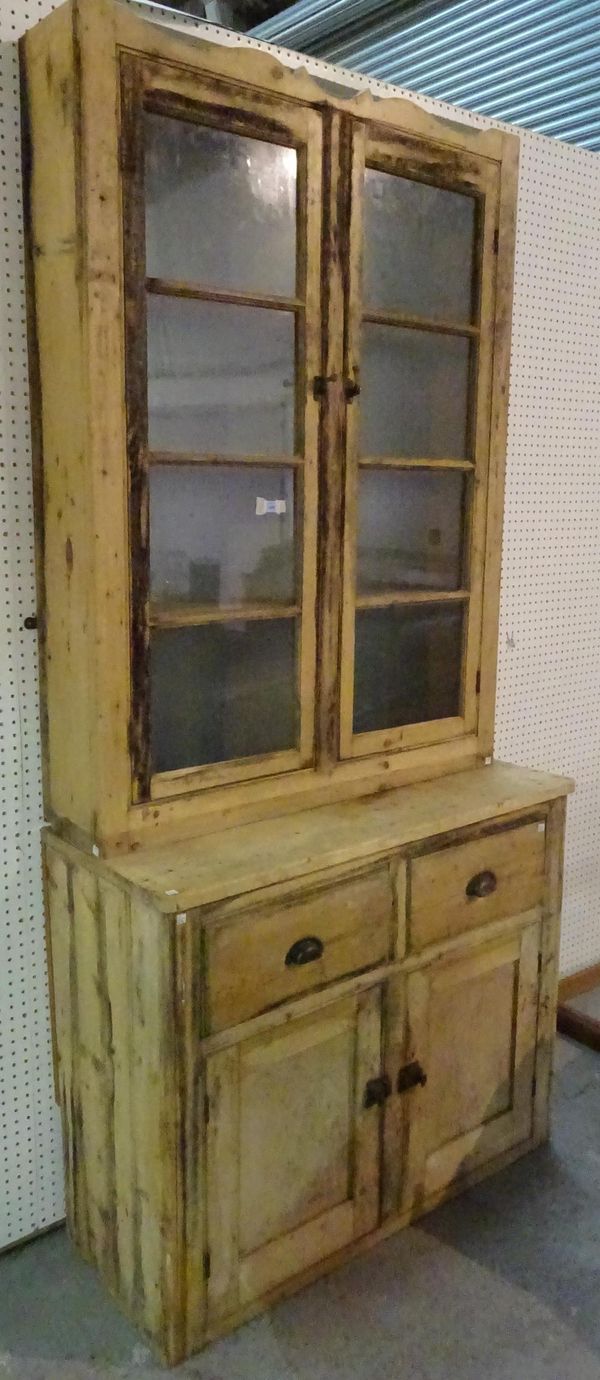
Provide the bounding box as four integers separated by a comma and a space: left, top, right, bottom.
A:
107, 763, 572, 913
204, 863, 393, 1032
42, 769, 569, 1363
24, 0, 522, 851
44, 833, 186, 1364
409, 819, 546, 950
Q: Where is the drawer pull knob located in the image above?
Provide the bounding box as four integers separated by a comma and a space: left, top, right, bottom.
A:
285, 935, 324, 967
466, 869, 497, 898
397, 1061, 428, 1094
364, 1074, 391, 1108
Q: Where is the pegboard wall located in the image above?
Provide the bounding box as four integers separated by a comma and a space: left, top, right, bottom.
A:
1, 0, 599, 1250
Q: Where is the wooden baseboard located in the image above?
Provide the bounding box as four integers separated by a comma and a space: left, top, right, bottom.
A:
558, 962, 600, 1003
557, 1003, 600, 1052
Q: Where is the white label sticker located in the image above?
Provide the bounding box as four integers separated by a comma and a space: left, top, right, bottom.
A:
165, 887, 179, 896
256, 497, 286, 516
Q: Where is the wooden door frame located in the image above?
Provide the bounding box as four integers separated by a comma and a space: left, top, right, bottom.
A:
338, 124, 502, 761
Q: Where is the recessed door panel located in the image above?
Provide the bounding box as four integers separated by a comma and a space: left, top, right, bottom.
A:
205, 988, 383, 1322
400, 924, 541, 1210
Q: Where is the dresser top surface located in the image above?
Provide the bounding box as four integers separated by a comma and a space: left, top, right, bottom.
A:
48, 762, 573, 913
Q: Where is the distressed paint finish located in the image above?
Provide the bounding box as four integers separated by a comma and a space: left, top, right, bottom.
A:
44, 838, 187, 1364
23, 0, 519, 854
43, 769, 569, 1363
24, 1, 571, 1368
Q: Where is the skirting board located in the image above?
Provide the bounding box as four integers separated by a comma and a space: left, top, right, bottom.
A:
557, 962, 600, 1051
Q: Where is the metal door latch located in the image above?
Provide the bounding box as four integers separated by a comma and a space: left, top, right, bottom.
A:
397, 1061, 427, 1094
364, 1074, 391, 1108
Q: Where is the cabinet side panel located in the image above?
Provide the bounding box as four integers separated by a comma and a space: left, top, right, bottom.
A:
22, 8, 95, 835
76, 0, 132, 842
101, 882, 137, 1313
44, 836, 185, 1363
533, 797, 566, 1141
478, 135, 520, 754
44, 842, 77, 1235
126, 892, 184, 1362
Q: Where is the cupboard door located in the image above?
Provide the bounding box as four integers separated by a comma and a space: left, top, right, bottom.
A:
339, 124, 502, 760
205, 988, 383, 1324
400, 923, 541, 1211
121, 55, 322, 799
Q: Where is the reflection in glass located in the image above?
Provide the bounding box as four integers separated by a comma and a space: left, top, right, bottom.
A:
361, 323, 471, 460
145, 113, 297, 297
151, 619, 298, 772
363, 168, 476, 322
353, 601, 464, 734
147, 295, 296, 455
149, 465, 296, 606
357, 468, 465, 594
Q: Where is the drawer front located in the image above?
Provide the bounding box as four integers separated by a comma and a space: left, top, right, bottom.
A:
205, 866, 393, 1032
409, 821, 545, 952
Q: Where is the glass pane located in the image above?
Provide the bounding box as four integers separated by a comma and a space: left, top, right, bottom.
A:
361, 323, 471, 460
145, 113, 297, 297
363, 168, 476, 322
149, 464, 296, 606
151, 619, 297, 772
147, 295, 296, 455
353, 602, 464, 734
357, 468, 465, 594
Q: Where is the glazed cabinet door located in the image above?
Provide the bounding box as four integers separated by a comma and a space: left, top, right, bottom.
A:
205, 987, 383, 1324
397, 922, 541, 1212
338, 122, 502, 761
121, 53, 322, 800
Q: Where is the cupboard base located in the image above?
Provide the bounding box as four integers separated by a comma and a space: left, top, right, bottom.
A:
44, 765, 570, 1366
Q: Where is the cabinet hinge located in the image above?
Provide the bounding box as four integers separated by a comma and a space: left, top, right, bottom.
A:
203, 1250, 211, 1280
493, 227, 499, 254
475, 668, 481, 696
203, 1093, 210, 1125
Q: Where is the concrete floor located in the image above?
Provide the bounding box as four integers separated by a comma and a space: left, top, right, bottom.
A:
2, 1036, 600, 1379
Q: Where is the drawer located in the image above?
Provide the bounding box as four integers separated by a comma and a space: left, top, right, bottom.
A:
204, 865, 393, 1033
409, 821, 546, 952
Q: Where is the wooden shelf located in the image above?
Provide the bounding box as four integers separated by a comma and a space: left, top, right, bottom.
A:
362, 308, 479, 337
150, 602, 299, 628
355, 589, 469, 610
146, 276, 302, 313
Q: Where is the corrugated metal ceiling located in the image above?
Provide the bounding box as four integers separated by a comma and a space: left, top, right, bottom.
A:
251, 0, 600, 151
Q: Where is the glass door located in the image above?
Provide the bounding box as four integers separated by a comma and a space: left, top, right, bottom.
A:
340, 123, 500, 759
121, 56, 321, 800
